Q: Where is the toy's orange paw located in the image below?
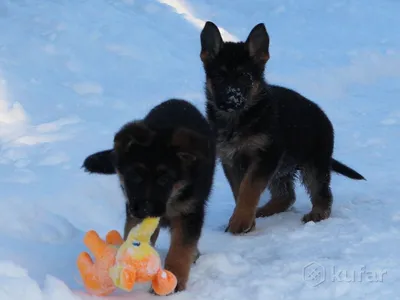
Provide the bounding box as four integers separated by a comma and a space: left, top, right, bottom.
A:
106, 230, 124, 246
77, 252, 93, 271
152, 269, 177, 296
77, 252, 116, 296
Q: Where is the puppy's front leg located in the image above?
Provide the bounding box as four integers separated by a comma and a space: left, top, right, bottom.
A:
226, 155, 280, 235
164, 215, 202, 292
221, 158, 248, 203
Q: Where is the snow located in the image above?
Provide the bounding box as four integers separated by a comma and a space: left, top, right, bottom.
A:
0, 0, 399, 299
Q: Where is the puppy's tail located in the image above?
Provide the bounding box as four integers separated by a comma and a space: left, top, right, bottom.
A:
331, 159, 365, 180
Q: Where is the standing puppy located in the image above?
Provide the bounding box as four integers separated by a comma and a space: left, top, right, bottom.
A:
199, 21, 365, 235
82, 99, 216, 292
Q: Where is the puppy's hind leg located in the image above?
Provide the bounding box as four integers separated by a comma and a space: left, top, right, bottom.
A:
301, 162, 333, 223
256, 172, 296, 218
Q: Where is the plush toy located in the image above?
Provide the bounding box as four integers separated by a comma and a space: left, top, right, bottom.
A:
77, 217, 177, 296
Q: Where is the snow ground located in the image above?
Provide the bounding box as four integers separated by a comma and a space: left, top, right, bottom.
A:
1, 0, 399, 299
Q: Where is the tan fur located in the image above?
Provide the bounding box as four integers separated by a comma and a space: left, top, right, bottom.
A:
256, 196, 294, 217
226, 165, 268, 234
218, 133, 270, 206
218, 133, 270, 162
166, 181, 195, 217
164, 217, 198, 292
200, 50, 208, 62
256, 172, 296, 217
171, 128, 210, 163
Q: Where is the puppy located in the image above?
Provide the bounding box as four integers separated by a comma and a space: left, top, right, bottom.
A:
199, 21, 365, 234
82, 99, 216, 292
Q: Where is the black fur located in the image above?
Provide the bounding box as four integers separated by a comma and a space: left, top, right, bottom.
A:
199, 21, 365, 234
331, 159, 365, 180
82, 99, 216, 292
82, 150, 114, 174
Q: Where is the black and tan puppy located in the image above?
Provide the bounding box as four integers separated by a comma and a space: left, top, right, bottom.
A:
199, 21, 365, 235
82, 99, 216, 292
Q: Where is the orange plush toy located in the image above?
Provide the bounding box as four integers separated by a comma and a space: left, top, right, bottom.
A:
77, 217, 177, 296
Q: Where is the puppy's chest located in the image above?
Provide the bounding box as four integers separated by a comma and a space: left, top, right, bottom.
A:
165, 181, 194, 218
216, 129, 270, 160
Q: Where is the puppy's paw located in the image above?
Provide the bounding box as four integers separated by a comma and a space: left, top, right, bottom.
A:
225, 209, 255, 234
174, 281, 187, 293
164, 260, 189, 295
302, 207, 331, 223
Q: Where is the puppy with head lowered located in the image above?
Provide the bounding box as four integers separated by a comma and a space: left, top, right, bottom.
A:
82, 99, 216, 292
199, 21, 365, 235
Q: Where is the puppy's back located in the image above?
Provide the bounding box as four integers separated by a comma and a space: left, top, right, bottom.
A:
144, 99, 212, 138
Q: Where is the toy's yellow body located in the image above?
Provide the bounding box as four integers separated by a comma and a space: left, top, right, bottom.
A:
77, 217, 177, 296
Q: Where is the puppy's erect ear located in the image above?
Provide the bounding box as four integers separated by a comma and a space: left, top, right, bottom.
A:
200, 21, 223, 63
171, 128, 210, 164
245, 23, 270, 64
114, 121, 155, 152
82, 149, 115, 174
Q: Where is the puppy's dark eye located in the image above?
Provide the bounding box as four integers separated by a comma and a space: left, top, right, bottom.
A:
132, 241, 140, 247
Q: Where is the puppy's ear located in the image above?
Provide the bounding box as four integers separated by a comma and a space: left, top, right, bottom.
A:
114, 121, 155, 152
171, 128, 210, 164
245, 23, 270, 64
82, 149, 115, 174
200, 21, 223, 63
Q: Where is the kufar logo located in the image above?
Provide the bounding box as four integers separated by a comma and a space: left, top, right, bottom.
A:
303, 262, 325, 287
303, 262, 388, 287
